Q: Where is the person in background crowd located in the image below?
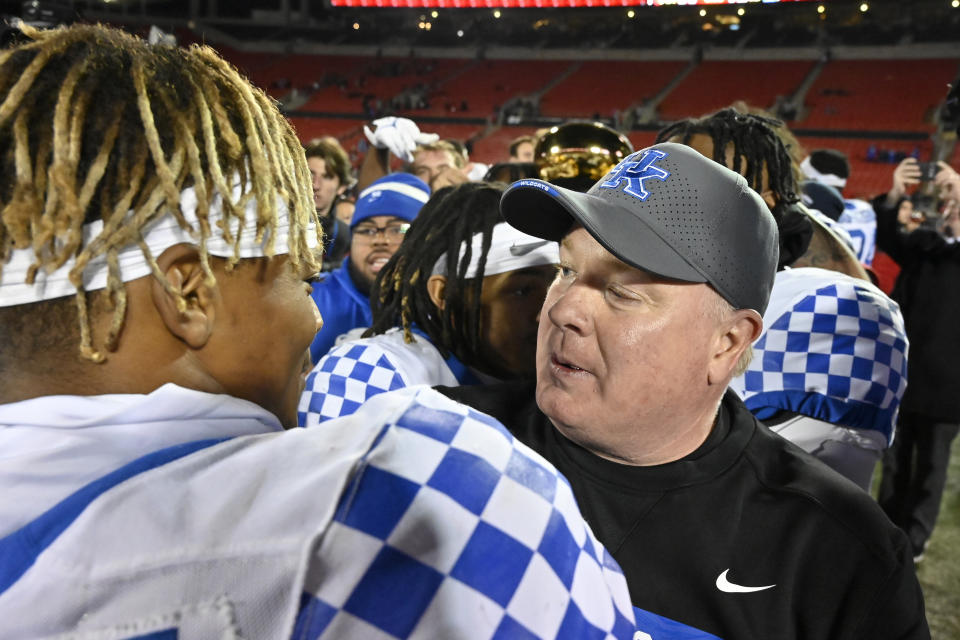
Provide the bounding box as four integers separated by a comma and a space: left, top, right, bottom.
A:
801, 149, 850, 193
876, 157, 960, 562
799, 180, 864, 266
802, 148, 879, 266
445, 137, 489, 181
897, 195, 928, 233
305, 137, 353, 270
440, 142, 928, 639
0, 23, 637, 640
801, 180, 846, 222
411, 139, 470, 190
356, 117, 481, 189
307, 173, 429, 362
484, 134, 541, 183
509, 135, 537, 163
300, 181, 557, 426
332, 197, 355, 226
723, 104, 864, 267
657, 108, 908, 490
799, 180, 863, 267
332, 189, 356, 226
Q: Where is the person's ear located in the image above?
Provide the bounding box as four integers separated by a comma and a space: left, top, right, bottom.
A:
151, 244, 217, 349
707, 308, 763, 386
426, 274, 447, 311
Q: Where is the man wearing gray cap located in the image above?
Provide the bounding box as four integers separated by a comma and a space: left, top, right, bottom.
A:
441, 142, 928, 639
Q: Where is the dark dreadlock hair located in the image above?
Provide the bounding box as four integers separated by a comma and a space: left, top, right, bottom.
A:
368, 181, 503, 371
728, 100, 807, 186
657, 107, 799, 208
656, 107, 812, 268
0, 23, 319, 363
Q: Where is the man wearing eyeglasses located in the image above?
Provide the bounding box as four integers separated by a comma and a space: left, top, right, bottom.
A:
309, 173, 430, 362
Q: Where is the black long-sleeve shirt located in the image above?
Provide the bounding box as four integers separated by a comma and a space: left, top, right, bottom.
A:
439, 383, 929, 640
874, 194, 960, 421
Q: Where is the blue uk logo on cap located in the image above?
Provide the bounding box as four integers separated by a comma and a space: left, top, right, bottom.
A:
599, 149, 671, 201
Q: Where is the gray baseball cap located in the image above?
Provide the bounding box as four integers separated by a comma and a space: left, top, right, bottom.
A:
500, 141, 779, 315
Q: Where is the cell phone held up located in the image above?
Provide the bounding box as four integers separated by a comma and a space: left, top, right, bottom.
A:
918, 161, 939, 182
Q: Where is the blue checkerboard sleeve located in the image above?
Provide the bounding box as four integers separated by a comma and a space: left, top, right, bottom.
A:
738, 280, 908, 443
293, 389, 636, 640
299, 342, 407, 427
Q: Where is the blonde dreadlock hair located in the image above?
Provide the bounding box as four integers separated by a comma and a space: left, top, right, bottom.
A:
0, 23, 320, 363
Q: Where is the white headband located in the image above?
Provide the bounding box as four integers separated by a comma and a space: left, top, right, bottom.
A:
0, 185, 319, 308
431, 222, 559, 280
800, 156, 847, 189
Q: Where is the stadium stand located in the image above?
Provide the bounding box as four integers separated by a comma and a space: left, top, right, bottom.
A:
285, 117, 368, 143
300, 57, 471, 112
540, 61, 686, 119
747, 24, 819, 48
216, 48, 954, 198
424, 59, 573, 117
469, 126, 540, 164
802, 59, 958, 132
626, 130, 659, 153
427, 122, 487, 148
239, 53, 359, 99
657, 60, 814, 122
158, 5, 957, 210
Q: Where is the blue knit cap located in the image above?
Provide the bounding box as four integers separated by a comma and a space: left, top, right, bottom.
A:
351, 173, 431, 229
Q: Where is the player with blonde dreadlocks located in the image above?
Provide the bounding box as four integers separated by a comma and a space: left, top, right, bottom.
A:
0, 24, 637, 640
0, 22, 320, 369
299, 181, 559, 425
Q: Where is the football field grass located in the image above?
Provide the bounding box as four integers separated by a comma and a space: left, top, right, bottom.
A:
907, 435, 960, 639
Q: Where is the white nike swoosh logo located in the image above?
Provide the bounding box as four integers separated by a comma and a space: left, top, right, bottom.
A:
509, 240, 552, 256
715, 569, 776, 593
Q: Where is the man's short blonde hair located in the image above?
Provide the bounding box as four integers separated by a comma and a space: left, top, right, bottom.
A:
415, 140, 465, 169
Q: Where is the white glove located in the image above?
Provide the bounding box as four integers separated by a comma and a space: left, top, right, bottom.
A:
465, 162, 489, 182
363, 117, 439, 164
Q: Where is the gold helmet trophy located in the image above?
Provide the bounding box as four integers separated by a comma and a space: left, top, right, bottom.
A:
535, 121, 634, 192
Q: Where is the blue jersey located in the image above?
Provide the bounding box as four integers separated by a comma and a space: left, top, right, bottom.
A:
309, 261, 372, 363
838, 198, 878, 266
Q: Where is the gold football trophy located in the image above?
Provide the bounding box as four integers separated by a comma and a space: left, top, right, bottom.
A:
535, 121, 634, 191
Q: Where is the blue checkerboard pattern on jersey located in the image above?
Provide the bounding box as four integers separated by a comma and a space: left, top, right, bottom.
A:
299, 343, 406, 427
739, 281, 908, 441
294, 394, 636, 639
